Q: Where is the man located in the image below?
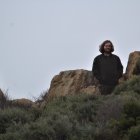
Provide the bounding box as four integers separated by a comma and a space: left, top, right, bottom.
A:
92, 40, 123, 95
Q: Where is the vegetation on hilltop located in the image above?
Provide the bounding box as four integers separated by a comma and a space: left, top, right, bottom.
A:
0, 76, 140, 140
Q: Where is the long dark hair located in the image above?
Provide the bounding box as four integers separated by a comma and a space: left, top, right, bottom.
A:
99, 40, 114, 53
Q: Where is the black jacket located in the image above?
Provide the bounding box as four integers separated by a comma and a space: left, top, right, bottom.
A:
92, 54, 123, 85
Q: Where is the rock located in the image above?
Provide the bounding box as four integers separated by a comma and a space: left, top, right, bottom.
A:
125, 51, 140, 79
80, 85, 100, 95
12, 98, 34, 108
0, 90, 35, 109
47, 69, 98, 100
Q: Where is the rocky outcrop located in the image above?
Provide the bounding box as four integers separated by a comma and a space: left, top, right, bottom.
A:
46, 51, 140, 100
12, 98, 34, 108
46, 69, 99, 100
125, 51, 140, 79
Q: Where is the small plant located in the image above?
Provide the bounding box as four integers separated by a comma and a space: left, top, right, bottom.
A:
113, 76, 140, 95
110, 98, 140, 139
128, 125, 140, 140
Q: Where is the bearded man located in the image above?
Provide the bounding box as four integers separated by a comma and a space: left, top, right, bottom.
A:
92, 40, 123, 95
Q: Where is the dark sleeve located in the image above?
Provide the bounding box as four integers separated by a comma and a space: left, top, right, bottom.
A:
92, 57, 100, 80
117, 57, 123, 79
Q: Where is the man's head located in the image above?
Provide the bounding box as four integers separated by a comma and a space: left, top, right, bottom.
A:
99, 40, 114, 54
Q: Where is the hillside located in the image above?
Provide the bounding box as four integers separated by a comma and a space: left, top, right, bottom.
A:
0, 51, 140, 140
0, 76, 140, 140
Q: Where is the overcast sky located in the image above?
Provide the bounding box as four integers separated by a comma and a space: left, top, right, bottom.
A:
0, 0, 140, 100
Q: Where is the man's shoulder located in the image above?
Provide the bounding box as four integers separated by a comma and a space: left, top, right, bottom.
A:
94, 54, 103, 59
111, 54, 120, 59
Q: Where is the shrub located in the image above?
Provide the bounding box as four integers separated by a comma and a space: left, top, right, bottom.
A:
0, 80, 140, 140
0, 132, 21, 140
20, 113, 74, 140
111, 98, 140, 139
113, 76, 140, 95
0, 108, 34, 134
0, 89, 10, 109
123, 100, 140, 120
128, 125, 140, 140
96, 95, 124, 124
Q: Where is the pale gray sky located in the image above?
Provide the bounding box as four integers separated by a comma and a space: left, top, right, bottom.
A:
0, 0, 140, 99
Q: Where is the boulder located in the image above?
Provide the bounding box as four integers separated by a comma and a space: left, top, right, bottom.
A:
47, 69, 98, 100
12, 98, 34, 108
125, 51, 140, 79
80, 85, 100, 95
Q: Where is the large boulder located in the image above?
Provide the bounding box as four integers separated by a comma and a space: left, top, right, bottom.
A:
47, 69, 99, 100
125, 51, 140, 79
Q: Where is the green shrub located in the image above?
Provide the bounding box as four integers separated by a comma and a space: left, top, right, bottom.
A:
0, 133, 21, 140
111, 98, 140, 139
128, 125, 140, 140
96, 95, 124, 124
123, 100, 140, 120
113, 76, 140, 95
0, 80, 140, 140
94, 127, 116, 140
0, 108, 34, 134
21, 111, 79, 140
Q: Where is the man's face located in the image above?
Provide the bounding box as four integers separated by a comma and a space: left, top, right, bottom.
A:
104, 42, 112, 53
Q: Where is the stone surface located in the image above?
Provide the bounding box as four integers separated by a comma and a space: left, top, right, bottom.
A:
125, 51, 140, 79
80, 85, 100, 95
47, 69, 97, 100
12, 98, 34, 108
